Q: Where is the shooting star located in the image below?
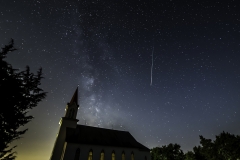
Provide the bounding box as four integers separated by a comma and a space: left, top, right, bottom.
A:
150, 46, 154, 86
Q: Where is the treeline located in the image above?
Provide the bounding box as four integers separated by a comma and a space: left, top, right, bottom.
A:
151, 131, 240, 160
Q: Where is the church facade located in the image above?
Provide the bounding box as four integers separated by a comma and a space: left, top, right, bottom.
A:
50, 88, 150, 160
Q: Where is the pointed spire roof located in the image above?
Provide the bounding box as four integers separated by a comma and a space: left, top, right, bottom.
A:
70, 87, 78, 105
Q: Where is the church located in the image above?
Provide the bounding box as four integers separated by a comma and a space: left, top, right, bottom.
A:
49, 88, 151, 160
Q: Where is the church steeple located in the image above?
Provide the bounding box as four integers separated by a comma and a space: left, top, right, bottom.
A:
50, 88, 79, 160
65, 87, 79, 119
69, 87, 78, 105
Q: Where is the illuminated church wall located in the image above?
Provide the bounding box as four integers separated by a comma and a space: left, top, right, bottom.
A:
63, 143, 150, 160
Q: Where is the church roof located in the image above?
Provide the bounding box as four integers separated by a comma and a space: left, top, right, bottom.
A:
65, 125, 150, 151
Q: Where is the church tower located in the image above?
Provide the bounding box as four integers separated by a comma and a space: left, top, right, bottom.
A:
50, 88, 79, 160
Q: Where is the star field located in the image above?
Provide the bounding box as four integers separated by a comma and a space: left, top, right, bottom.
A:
1, 1, 240, 160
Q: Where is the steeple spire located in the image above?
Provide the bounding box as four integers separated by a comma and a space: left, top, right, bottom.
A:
70, 87, 78, 105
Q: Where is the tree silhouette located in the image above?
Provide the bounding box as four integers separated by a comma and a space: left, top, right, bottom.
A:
184, 131, 240, 160
184, 151, 196, 160
196, 131, 240, 160
151, 132, 240, 160
0, 39, 46, 160
151, 143, 185, 160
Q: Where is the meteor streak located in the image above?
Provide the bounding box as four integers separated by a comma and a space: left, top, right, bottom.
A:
150, 46, 154, 86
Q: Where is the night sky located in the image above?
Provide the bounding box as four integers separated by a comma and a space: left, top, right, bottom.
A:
1, 0, 240, 160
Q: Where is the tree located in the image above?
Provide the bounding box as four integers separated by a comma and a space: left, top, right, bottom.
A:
184, 151, 196, 160
151, 143, 185, 160
191, 146, 207, 160
0, 39, 46, 160
197, 131, 240, 160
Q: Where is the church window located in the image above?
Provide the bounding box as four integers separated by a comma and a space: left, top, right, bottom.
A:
100, 150, 104, 160
111, 151, 115, 160
88, 150, 93, 160
74, 148, 80, 160
131, 152, 134, 160
122, 151, 125, 160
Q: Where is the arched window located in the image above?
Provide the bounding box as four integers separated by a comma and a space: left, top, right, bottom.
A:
131, 152, 134, 160
74, 148, 80, 160
112, 151, 115, 160
100, 150, 104, 160
122, 151, 125, 160
88, 149, 93, 160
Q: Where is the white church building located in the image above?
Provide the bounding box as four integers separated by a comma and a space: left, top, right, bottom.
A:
50, 88, 150, 160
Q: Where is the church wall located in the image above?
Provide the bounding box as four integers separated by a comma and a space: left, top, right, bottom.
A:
63, 142, 150, 160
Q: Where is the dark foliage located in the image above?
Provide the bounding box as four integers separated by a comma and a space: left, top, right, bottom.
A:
151, 143, 185, 160
185, 151, 196, 160
194, 131, 240, 160
151, 132, 240, 160
183, 131, 240, 160
0, 39, 46, 160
